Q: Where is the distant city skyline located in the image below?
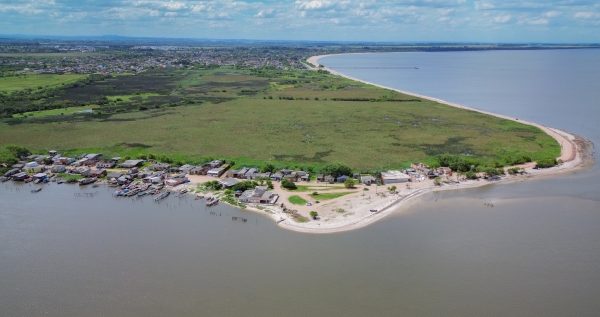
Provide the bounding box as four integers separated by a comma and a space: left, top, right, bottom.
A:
1, 0, 599, 43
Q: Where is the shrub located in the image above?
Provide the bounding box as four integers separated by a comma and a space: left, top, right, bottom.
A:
536, 158, 557, 169
281, 179, 297, 190
344, 178, 356, 189
309, 211, 319, 220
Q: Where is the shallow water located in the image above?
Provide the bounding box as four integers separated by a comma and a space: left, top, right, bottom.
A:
2, 49, 600, 316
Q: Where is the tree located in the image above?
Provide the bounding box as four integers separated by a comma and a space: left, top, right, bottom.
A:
309, 211, 319, 220
281, 179, 297, 190
344, 178, 356, 189
262, 163, 276, 173
321, 163, 352, 178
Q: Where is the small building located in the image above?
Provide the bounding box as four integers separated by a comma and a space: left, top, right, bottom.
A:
381, 170, 411, 184
33, 173, 48, 182
270, 172, 283, 181
207, 164, 230, 177
12, 172, 29, 181
244, 168, 258, 179
296, 171, 310, 182
151, 163, 171, 171
165, 176, 189, 187
51, 165, 67, 173
255, 172, 272, 179
90, 169, 107, 178
219, 178, 241, 188
189, 166, 209, 175
336, 175, 350, 183
239, 186, 279, 204
361, 175, 377, 185
324, 175, 335, 183
209, 160, 223, 168
179, 164, 195, 174
96, 161, 116, 169
120, 160, 145, 168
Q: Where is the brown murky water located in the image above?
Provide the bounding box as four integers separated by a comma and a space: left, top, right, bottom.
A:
2, 49, 599, 316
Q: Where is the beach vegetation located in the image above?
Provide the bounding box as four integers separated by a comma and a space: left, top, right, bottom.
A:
288, 195, 308, 205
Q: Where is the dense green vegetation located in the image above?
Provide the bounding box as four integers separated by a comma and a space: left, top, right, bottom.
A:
0, 66, 560, 172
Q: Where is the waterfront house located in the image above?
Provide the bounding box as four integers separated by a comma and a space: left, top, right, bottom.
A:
165, 175, 189, 187
4, 168, 21, 177
151, 163, 171, 171
179, 164, 195, 174
381, 170, 411, 184
239, 186, 279, 204
96, 161, 116, 169
12, 172, 29, 181
120, 159, 144, 168
219, 178, 241, 188
51, 165, 67, 173
33, 173, 48, 182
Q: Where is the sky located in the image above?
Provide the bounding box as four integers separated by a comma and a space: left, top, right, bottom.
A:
0, 0, 599, 43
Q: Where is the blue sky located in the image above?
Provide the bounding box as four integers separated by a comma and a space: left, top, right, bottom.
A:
1, 0, 599, 42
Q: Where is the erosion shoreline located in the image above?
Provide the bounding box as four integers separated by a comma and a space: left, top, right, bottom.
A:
265, 54, 592, 234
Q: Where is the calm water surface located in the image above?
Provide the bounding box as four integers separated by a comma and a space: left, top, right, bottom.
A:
2, 50, 600, 316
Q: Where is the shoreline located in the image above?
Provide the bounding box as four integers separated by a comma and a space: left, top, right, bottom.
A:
262, 54, 592, 234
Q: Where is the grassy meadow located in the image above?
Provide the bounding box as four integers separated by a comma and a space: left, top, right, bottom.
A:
0, 74, 87, 93
0, 66, 560, 171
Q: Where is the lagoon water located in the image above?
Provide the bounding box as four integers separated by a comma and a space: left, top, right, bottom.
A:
2, 50, 600, 316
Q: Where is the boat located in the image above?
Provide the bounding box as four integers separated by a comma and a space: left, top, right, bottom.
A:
78, 177, 97, 186
206, 197, 219, 207
154, 191, 170, 202
137, 190, 149, 197
31, 187, 42, 193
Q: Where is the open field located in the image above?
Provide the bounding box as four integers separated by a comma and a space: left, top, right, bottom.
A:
0, 74, 87, 93
0, 67, 560, 171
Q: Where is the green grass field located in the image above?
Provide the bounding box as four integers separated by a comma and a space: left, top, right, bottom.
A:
0, 74, 87, 93
0, 66, 560, 171
288, 195, 308, 205
310, 192, 356, 200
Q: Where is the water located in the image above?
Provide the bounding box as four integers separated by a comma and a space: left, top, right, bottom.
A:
2, 50, 600, 316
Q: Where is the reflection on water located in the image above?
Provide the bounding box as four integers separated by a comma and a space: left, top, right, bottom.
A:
2, 50, 600, 316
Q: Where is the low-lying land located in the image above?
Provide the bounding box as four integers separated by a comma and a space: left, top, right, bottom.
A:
0, 65, 559, 172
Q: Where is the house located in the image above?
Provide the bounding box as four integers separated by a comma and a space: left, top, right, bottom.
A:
280, 169, 293, 176
236, 167, 250, 178
33, 173, 48, 182
239, 186, 279, 204
74, 166, 91, 175
51, 165, 67, 173
165, 175, 189, 187
4, 168, 21, 177
207, 164, 230, 177
336, 175, 350, 183
296, 171, 310, 182
324, 175, 335, 183
77, 153, 102, 166
189, 166, 209, 175
53, 157, 75, 165
151, 163, 171, 171
219, 178, 241, 188
361, 175, 377, 185
90, 169, 107, 178
244, 168, 258, 179
270, 172, 283, 181
437, 167, 452, 176
117, 175, 132, 185
209, 160, 223, 168
107, 172, 123, 180
381, 170, 411, 184
12, 172, 29, 181
255, 172, 272, 179
120, 159, 145, 168
179, 164, 195, 174
96, 161, 116, 169
316, 174, 325, 182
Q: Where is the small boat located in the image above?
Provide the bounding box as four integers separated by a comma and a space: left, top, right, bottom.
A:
137, 190, 149, 197
31, 187, 42, 193
79, 177, 97, 186
206, 197, 219, 207
154, 191, 170, 202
